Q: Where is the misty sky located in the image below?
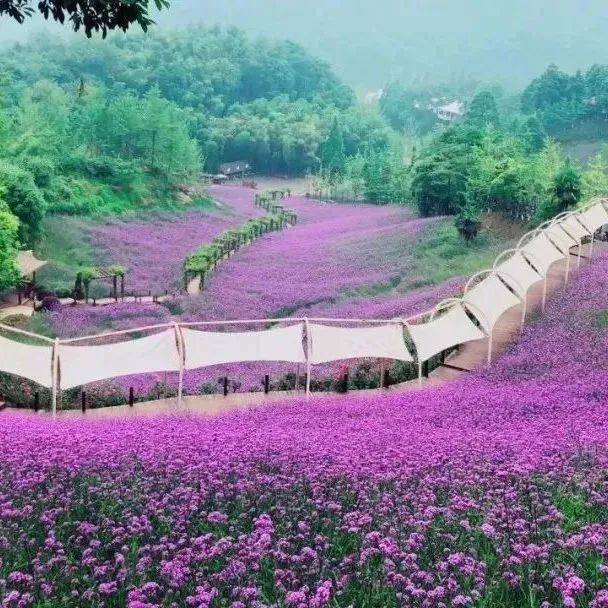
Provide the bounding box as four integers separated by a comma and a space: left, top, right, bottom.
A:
3, 0, 608, 90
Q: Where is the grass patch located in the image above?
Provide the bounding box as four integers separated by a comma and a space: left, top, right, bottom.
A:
35, 216, 100, 297
409, 220, 516, 286
594, 310, 608, 328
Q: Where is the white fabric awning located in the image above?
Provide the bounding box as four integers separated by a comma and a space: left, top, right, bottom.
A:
0, 334, 53, 387
521, 234, 565, 276
544, 224, 577, 250
577, 203, 608, 233
182, 323, 305, 369
495, 252, 543, 298
463, 275, 521, 333
308, 323, 413, 364
408, 304, 485, 363
16, 250, 47, 277
59, 330, 180, 389
559, 216, 590, 241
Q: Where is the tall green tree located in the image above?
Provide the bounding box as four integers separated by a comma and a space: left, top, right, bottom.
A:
0, 191, 19, 291
321, 116, 346, 175
465, 91, 500, 129
552, 159, 582, 211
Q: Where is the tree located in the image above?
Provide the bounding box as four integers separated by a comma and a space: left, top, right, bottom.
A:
552, 159, 582, 212
465, 91, 500, 129
0, 0, 170, 37
0, 192, 19, 291
536, 158, 582, 222
455, 197, 482, 242
0, 162, 46, 244
320, 116, 345, 175
521, 115, 547, 152
581, 152, 608, 200
410, 125, 484, 216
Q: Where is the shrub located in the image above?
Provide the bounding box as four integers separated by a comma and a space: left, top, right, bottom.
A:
39, 295, 61, 312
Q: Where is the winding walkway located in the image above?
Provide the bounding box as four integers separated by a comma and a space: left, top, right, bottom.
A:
47, 243, 600, 419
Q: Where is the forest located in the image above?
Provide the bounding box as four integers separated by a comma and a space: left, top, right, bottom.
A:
1, 26, 608, 293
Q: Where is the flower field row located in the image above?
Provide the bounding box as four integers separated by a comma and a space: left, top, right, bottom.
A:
86, 187, 267, 293
184, 194, 297, 289
1, 250, 608, 607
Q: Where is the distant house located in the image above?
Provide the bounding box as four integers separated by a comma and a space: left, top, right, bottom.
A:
436, 101, 465, 122
219, 161, 251, 179
364, 89, 384, 105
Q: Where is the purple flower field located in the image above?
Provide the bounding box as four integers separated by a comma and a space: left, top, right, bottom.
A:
89, 187, 265, 292
44, 186, 450, 395
180, 191, 439, 321
1, 252, 608, 607
87, 185, 438, 311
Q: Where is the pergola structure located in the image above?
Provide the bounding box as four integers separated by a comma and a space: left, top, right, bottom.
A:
16, 250, 47, 282
15, 250, 48, 304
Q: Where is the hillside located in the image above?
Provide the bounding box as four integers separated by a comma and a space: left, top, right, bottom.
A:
2, 247, 608, 606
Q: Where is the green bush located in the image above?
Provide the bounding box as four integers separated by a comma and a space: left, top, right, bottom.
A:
0, 161, 47, 243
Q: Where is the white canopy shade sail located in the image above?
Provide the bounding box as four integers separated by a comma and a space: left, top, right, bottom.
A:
408, 304, 485, 363
521, 234, 565, 276
59, 330, 180, 389
559, 215, 590, 242
0, 334, 53, 387
495, 253, 543, 298
577, 203, 608, 233
463, 275, 521, 333
16, 250, 47, 277
182, 323, 306, 369
308, 323, 413, 365
544, 224, 577, 250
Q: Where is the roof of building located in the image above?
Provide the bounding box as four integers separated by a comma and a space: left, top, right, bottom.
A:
437, 101, 464, 116
220, 161, 251, 174
16, 250, 47, 277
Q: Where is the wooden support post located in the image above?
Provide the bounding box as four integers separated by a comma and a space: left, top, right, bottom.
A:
51, 338, 59, 417
34, 392, 39, 412
383, 369, 390, 389
81, 391, 86, 413
305, 319, 311, 397
223, 376, 229, 397
264, 374, 270, 394
129, 387, 134, 407
343, 371, 349, 392
422, 360, 429, 378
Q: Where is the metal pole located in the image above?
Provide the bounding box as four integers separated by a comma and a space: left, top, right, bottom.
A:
51, 338, 59, 417
487, 331, 493, 365
305, 318, 311, 397
174, 323, 185, 407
